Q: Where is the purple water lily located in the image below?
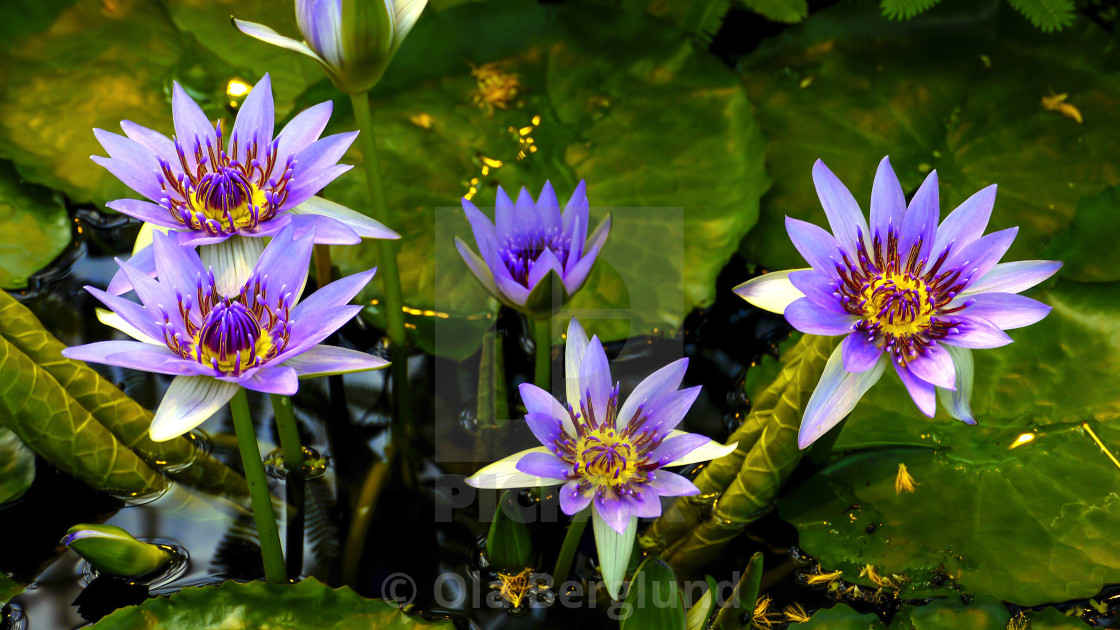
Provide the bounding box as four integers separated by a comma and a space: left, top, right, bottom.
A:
62, 225, 387, 442
735, 157, 1062, 448
466, 318, 735, 597
93, 74, 397, 294
456, 182, 611, 311
234, 0, 428, 95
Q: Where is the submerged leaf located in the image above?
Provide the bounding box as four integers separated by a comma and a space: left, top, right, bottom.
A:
87, 577, 455, 629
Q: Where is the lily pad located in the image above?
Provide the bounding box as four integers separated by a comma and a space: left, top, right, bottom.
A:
0, 0, 311, 208
790, 606, 885, 629
737, 0, 1120, 271
0, 426, 34, 506
0, 160, 70, 289
1026, 608, 1092, 629
0, 290, 249, 499
88, 577, 455, 629
1042, 185, 1120, 283
321, 0, 767, 357
781, 282, 1120, 605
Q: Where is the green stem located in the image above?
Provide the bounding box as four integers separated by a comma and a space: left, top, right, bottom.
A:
271, 394, 305, 577
229, 388, 287, 583
313, 244, 333, 290
532, 317, 551, 392
348, 91, 406, 348
552, 509, 590, 585
350, 90, 414, 486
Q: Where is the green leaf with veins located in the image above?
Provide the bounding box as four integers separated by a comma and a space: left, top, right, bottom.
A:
0, 290, 249, 499
0, 426, 34, 506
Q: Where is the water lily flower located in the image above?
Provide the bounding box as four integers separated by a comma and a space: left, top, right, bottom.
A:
234, 0, 428, 95
456, 182, 611, 314
62, 225, 388, 442
735, 157, 1061, 448
94, 74, 398, 295
466, 318, 736, 598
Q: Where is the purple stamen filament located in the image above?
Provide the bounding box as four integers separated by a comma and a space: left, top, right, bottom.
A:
835, 227, 972, 365
499, 227, 570, 287
548, 385, 665, 502
162, 271, 291, 376
156, 121, 293, 236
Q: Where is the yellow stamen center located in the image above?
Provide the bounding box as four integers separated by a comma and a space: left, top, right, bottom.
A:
574, 426, 639, 488
861, 273, 934, 336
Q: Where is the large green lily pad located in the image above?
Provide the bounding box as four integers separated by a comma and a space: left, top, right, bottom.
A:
321, 0, 767, 357
0, 160, 70, 289
0, 0, 317, 208
737, 0, 1120, 271
782, 279, 1120, 605
89, 577, 455, 629
0, 426, 34, 506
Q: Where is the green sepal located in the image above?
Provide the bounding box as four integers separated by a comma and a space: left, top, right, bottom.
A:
62, 524, 172, 578
519, 269, 569, 319
715, 552, 763, 630
619, 556, 686, 630
486, 490, 534, 572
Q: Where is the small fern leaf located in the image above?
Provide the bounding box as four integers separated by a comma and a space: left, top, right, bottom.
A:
1006, 0, 1076, 32
880, 0, 943, 20
686, 0, 733, 45
742, 0, 809, 23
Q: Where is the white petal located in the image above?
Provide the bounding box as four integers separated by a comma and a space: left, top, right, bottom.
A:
390, 0, 428, 52
132, 222, 170, 256
232, 18, 326, 64
662, 431, 739, 467
798, 344, 887, 449
565, 318, 590, 408
199, 235, 265, 297
937, 344, 976, 425
290, 196, 400, 240
150, 376, 239, 442
96, 308, 160, 344
592, 511, 637, 600
465, 447, 563, 489
733, 269, 808, 314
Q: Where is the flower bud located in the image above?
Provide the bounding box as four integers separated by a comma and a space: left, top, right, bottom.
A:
62, 524, 172, 578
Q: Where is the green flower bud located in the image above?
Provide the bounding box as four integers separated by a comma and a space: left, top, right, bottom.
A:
62, 524, 172, 578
